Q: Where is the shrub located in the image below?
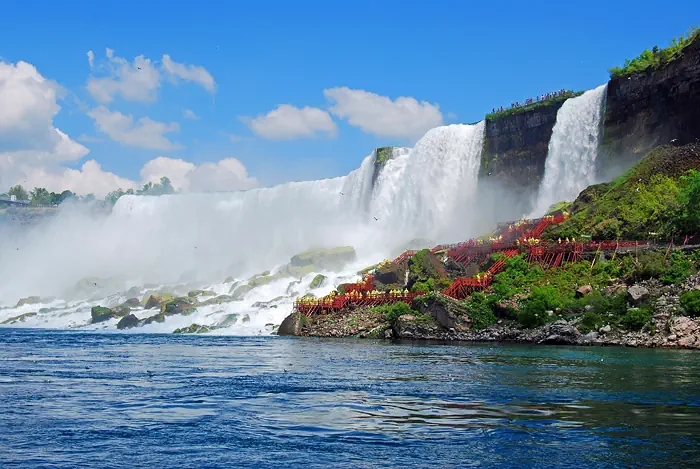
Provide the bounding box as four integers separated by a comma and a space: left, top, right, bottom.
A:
680, 290, 700, 317
517, 298, 549, 328
464, 293, 497, 330
373, 302, 412, 322
662, 251, 694, 285
578, 312, 604, 334
621, 307, 652, 331
411, 279, 434, 293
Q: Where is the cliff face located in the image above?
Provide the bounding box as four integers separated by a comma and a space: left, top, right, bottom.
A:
600, 38, 700, 174
480, 103, 564, 214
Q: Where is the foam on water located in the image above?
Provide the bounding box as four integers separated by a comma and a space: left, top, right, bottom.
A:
0, 123, 487, 333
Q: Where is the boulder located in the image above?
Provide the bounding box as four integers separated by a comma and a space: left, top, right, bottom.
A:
1, 312, 38, 324
173, 324, 211, 334
91, 306, 116, 323
123, 298, 141, 307
230, 284, 254, 300
15, 296, 42, 307
163, 297, 196, 316
411, 293, 471, 331
197, 295, 235, 306
143, 313, 166, 325
290, 246, 357, 272
223, 276, 235, 284
539, 320, 580, 345
117, 314, 140, 330
628, 285, 649, 305
310, 274, 327, 289
216, 313, 239, 328
144, 295, 163, 310
374, 263, 406, 289
278, 312, 308, 336
576, 285, 593, 298
407, 249, 448, 290
599, 324, 612, 334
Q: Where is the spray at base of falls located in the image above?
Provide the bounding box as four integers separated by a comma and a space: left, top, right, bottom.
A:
0, 122, 487, 334
530, 84, 608, 217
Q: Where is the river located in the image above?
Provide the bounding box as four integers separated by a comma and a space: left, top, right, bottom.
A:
1, 329, 699, 468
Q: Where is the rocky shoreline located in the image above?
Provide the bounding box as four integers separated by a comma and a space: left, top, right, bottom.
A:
280, 274, 700, 350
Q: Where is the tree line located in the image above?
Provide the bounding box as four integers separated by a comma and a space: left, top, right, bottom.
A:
1, 176, 175, 207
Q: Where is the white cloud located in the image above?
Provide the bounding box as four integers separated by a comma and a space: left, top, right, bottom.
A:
162, 55, 215, 94
243, 104, 337, 140
87, 50, 95, 69
140, 156, 257, 192
324, 87, 443, 140
183, 109, 200, 120
88, 106, 182, 150
76, 134, 104, 143
87, 49, 160, 103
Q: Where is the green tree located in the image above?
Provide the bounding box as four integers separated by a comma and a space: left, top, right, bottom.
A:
677, 169, 700, 233
29, 187, 51, 205
9, 185, 29, 201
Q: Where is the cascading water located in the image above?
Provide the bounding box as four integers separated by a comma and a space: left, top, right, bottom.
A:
0, 122, 487, 334
530, 84, 607, 216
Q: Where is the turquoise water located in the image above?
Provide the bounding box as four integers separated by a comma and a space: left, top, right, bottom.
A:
1, 329, 699, 468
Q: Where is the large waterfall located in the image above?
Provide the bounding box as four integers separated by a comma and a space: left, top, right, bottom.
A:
531, 84, 607, 216
0, 123, 486, 333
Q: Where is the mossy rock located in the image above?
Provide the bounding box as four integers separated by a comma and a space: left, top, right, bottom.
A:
173, 323, 211, 334
374, 263, 407, 290
216, 313, 240, 328
242, 314, 251, 323
188, 290, 217, 298
91, 306, 116, 323
223, 276, 235, 284
143, 313, 166, 325
358, 263, 379, 275
1, 312, 38, 324
285, 264, 317, 279
407, 249, 448, 290
310, 274, 327, 289
278, 311, 308, 336
15, 296, 42, 307
231, 284, 254, 300
163, 297, 197, 316
289, 246, 356, 271
248, 275, 274, 288
545, 200, 572, 216
122, 298, 141, 307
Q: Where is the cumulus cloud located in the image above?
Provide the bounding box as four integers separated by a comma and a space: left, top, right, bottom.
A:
324, 87, 443, 140
140, 156, 257, 192
182, 109, 200, 120
243, 104, 337, 140
162, 55, 215, 94
87, 49, 160, 103
0, 58, 256, 198
88, 106, 182, 150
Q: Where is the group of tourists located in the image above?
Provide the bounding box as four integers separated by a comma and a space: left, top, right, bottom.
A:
491, 89, 573, 114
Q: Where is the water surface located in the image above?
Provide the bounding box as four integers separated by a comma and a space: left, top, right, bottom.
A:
1, 329, 699, 468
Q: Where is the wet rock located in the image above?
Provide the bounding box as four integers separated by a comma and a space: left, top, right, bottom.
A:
230, 284, 254, 300
576, 285, 593, 298
15, 296, 42, 307
188, 290, 216, 298
310, 274, 327, 289
599, 324, 612, 334
91, 306, 116, 323
143, 313, 166, 325
278, 312, 307, 336
144, 295, 164, 310
290, 246, 357, 272
374, 263, 406, 289
628, 285, 649, 305
582, 331, 600, 343
223, 276, 235, 284
539, 320, 580, 345
197, 295, 234, 306
163, 297, 196, 316
1, 312, 38, 324
123, 298, 141, 307
216, 314, 239, 328
242, 314, 251, 323
173, 324, 211, 334
117, 314, 140, 330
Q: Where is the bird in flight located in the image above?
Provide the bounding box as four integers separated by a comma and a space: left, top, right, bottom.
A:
137, 66, 142, 70
373, 216, 379, 221
339, 192, 344, 196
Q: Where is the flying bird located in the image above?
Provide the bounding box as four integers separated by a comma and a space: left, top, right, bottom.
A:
373, 216, 379, 221
339, 192, 344, 195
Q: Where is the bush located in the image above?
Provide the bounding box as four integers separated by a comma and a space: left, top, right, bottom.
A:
621, 307, 652, 331
374, 302, 412, 322
578, 312, 604, 334
662, 251, 694, 285
463, 293, 497, 330
517, 298, 549, 328
680, 290, 700, 317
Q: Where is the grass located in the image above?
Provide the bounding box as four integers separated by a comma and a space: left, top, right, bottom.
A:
485, 91, 583, 121
609, 27, 699, 79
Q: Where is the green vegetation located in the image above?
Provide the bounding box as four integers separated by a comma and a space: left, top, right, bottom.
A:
609, 27, 699, 78
545, 146, 700, 241
462, 293, 497, 329
408, 249, 449, 292
545, 200, 572, 215
105, 176, 175, 205
680, 291, 700, 317
375, 147, 394, 167
372, 301, 412, 322
8, 185, 29, 201
485, 91, 583, 121
620, 307, 653, 331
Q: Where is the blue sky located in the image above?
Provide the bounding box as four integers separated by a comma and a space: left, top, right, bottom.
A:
0, 0, 698, 194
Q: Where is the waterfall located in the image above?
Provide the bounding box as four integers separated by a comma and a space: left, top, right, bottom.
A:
531, 84, 607, 216
0, 122, 486, 333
